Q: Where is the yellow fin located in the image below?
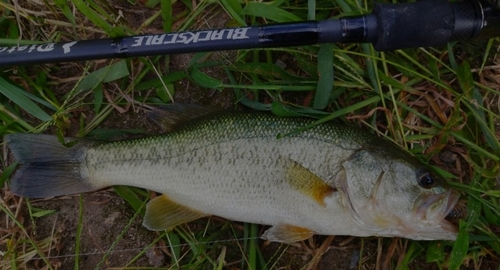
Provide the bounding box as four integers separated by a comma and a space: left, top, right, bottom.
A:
262, 224, 315, 243
143, 194, 208, 231
285, 159, 337, 207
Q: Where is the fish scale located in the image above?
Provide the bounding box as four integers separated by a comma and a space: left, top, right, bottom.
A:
6, 110, 462, 242
82, 113, 363, 234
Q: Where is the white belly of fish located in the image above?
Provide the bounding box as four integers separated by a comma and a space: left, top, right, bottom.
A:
85, 136, 361, 236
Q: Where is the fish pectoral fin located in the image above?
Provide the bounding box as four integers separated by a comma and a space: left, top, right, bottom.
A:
143, 194, 208, 231
285, 159, 337, 207
262, 224, 315, 243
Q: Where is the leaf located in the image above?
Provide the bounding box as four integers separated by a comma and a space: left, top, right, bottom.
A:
335, 0, 352, 12
167, 232, 181, 265
465, 196, 482, 230
307, 0, 316, 20
426, 241, 445, 263
0, 77, 52, 121
361, 44, 380, 94
241, 2, 302, 22
484, 190, 500, 197
54, 0, 76, 25
314, 43, 334, 109
0, 162, 17, 187
271, 101, 304, 117
161, 0, 173, 32
377, 71, 412, 90
31, 208, 56, 218
239, 98, 272, 111
71, 0, 126, 36
145, 0, 160, 8
271, 101, 329, 118
155, 84, 174, 103
448, 220, 469, 270
470, 87, 500, 154
229, 63, 303, 81
190, 68, 223, 89
399, 242, 424, 268
456, 61, 474, 98
113, 186, 147, 216
457, 61, 500, 154
0, 38, 44, 46
94, 84, 103, 114
219, 0, 246, 26
135, 71, 187, 91
75, 60, 130, 94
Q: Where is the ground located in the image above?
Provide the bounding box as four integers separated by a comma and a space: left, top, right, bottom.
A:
1, 0, 500, 269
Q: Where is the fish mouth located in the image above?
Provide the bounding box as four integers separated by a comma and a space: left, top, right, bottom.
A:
415, 190, 461, 230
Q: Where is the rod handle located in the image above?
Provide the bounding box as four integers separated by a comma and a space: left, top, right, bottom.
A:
372, 0, 483, 51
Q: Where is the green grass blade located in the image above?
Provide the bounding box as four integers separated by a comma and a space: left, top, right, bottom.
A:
219, 0, 246, 26
248, 223, 258, 270
0, 202, 54, 269
135, 71, 187, 91
229, 63, 305, 81
113, 186, 148, 216
241, 2, 302, 22
161, 0, 173, 32
74, 195, 84, 270
448, 220, 469, 270
0, 162, 17, 187
0, 38, 44, 45
456, 61, 500, 154
0, 77, 52, 121
54, 0, 76, 25
71, 0, 126, 36
190, 68, 224, 89
308, 0, 316, 20
313, 43, 334, 109
74, 60, 130, 94
426, 241, 445, 263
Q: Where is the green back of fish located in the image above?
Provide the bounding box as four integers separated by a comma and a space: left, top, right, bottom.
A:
7, 111, 407, 198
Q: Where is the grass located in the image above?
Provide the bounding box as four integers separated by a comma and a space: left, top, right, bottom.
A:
0, 0, 499, 269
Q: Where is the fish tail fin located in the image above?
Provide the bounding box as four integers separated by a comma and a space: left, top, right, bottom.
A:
5, 134, 99, 198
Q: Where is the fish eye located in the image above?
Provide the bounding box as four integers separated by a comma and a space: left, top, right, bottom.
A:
418, 172, 436, 189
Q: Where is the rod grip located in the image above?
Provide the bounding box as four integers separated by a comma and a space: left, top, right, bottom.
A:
372, 0, 482, 51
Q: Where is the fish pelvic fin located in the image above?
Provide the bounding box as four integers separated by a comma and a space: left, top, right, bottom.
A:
6, 134, 97, 198
143, 194, 208, 231
285, 159, 337, 207
262, 224, 315, 243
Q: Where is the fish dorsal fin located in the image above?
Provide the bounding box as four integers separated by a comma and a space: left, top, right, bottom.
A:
148, 104, 224, 132
143, 194, 208, 231
262, 223, 315, 243
285, 159, 337, 207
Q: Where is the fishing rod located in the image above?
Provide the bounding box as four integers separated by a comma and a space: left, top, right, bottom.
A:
0, 0, 499, 66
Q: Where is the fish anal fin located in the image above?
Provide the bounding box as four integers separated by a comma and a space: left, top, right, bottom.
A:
143, 194, 208, 231
262, 224, 315, 243
285, 159, 337, 207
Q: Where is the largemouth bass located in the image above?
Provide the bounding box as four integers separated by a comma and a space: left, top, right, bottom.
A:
6, 108, 462, 242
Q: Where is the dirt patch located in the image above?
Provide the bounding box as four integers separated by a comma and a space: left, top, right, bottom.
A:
17, 192, 156, 269
2, 1, 500, 270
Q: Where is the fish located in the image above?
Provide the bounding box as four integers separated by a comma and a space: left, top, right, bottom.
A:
5, 106, 463, 242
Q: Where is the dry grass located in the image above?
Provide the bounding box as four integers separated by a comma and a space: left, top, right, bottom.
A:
1, 0, 499, 269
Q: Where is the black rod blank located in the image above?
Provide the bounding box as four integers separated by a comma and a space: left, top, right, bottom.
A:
0, 0, 497, 67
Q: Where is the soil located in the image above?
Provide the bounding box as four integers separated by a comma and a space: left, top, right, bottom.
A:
27, 192, 157, 269
1, 1, 500, 270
